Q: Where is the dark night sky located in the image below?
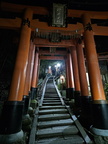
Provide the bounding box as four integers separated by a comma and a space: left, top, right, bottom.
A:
1, 0, 108, 11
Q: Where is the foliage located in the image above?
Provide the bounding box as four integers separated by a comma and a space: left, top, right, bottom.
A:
104, 83, 108, 92
104, 83, 108, 98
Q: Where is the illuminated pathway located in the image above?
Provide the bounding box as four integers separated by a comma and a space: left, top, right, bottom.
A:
29, 76, 93, 144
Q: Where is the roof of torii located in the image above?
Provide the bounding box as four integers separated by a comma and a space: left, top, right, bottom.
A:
0, 1, 108, 60
0, 2, 108, 36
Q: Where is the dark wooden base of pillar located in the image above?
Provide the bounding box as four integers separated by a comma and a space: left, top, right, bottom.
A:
0, 101, 24, 134
80, 96, 92, 116
31, 87, 37, 99
23, 95, 30, 115
66, 88, 74, 100
74, 91, 81, 107
79, 96, 92, 128
92, 100, 108, 130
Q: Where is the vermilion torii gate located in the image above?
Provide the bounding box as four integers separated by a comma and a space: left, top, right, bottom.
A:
0, 2, 108, 143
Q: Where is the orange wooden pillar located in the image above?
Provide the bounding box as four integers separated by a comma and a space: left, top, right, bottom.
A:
0, 8, 33, 141
70, 46, 81, 106
76, 40, 92, 120
65, 58, 70, 99
31, 48, 39, 99
67, 50, 75, 100
82, 13, 108, 135
36, 57, 40, 86
29, 44, 35, 93
23, 41, 35, 114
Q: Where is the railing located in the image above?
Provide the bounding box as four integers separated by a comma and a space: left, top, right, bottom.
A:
38, 75, 51, 106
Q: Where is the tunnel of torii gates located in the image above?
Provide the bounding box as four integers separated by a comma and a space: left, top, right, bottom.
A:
0, 2, 108, 143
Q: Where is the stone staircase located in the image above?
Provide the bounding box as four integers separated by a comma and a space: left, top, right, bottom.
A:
29, 77, 93, 144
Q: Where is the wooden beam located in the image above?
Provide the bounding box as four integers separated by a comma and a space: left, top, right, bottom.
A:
34, 38, 75, 47
1, 2, 108, 19
39, 56, 65, 60
31, 19, 83, 33
68, 9, 108, 19
98, 55, 108, 59
93, 24, 108, 36
39, 50, 67, 55
0, 18, 21, 29
0, 18, 108, 36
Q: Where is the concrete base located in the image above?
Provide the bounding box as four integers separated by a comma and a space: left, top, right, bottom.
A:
0, 130, 25, 144
91, 127, 108, 144
91, 127, 108, 136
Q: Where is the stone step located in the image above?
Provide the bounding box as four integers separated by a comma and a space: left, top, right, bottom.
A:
39, 106, 66, 110
39, 109, 68, 115
45, 92, 57, 94
38, 119, 74, 129
44, 98, 60, 100
36, 135, 84, 144
37, 125, 79, 139
43, 100, 61, 103
42, 102, 62, 106
44, 94, 58, 97
45, 90, 57, 92
38, 113, 70, 121
44, 95, 58, 97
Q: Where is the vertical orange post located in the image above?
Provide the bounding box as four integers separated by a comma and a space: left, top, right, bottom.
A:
82, 13, 105, 101
68, 52, 74, 88
23, 41, 34, 96
0, 8, 33, 141
76, 42, 89, 96
36, 58, 40, 86
23, 41, 35, 114
70, 46, 81, 107
65, 58, 70, 99
67, 51, 75, 99
70, 46, 80, 91
82, 13, 108, 134
31, 48, 39, 99
29, 44, 35, 92
8, 8, 33, 101
76, 40, 91, 117
65, 58, 70, 89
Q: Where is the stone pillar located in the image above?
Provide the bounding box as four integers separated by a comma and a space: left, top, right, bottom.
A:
70, 46, 81, 107
82, 13, 108, 136
67, 51, 75, 100
31, 48, 39, 100
0, 8, 33, 144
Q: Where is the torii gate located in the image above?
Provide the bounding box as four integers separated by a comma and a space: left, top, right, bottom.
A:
0, 2, 108, 143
